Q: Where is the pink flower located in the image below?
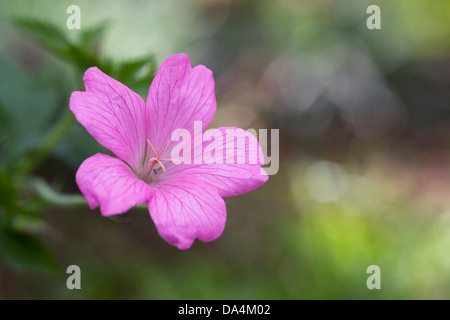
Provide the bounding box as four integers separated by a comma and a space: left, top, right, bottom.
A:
70, 53, 268, 249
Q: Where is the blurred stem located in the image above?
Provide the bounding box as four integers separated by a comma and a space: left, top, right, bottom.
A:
28, 177, 147, 210
19, 108, 75, 176
29, 177, 87, 206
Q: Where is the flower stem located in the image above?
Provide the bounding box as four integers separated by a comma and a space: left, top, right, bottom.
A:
29, 177, 87, 206
28, 177, 148, 210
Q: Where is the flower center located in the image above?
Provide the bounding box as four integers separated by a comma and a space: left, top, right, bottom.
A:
147, 138, 173, 173
137, 139, 175, 184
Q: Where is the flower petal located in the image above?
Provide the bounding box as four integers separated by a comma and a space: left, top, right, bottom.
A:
164, 127, 268, 197
76, 153, 153, 216
148, 178, 226, 250
70, 67, 147, 169
145, 53, 216, 154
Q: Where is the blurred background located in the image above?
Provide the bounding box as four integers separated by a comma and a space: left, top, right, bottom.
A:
0, 0, 450, 299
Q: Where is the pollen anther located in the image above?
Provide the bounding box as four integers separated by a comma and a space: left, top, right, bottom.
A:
147, 139, 175, 173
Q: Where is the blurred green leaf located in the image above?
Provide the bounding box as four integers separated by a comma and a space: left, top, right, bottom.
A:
0, 228, 59, 273
112, 55, 157, 96
79, 22, 109, 55
0, 170, 19, 220
0, 54, 58, 164
0, 101, 8, 128
9, 18, 157, 169
115, 55, 156, 82
12, 18, 70, 56
52, 123, 109, 169
12, 17, 111, 73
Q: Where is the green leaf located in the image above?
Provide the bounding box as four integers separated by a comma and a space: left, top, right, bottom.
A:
0, 228, 59, 273
114, 55, 157, 92
52, 122, 110, 169
12, 17, 71, 55
12, 17, 110, 72
79, 22, 109, 54
0, 170, 19, 219
0, 54, 58, 163
115, 55, 155, 80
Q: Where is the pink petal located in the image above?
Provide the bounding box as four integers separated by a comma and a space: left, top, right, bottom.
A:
70, 67, 147, 170
76, 153, 153, 216
164, 127, 268, 197
148, 178, 226, 250
145, 53, 216, 154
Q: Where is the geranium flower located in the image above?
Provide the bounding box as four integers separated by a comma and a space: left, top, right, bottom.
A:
70, 53, 268, 249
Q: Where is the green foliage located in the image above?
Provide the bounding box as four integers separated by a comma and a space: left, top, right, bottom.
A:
78, 23, 109, 55
12, 17, 111, 74
0, 169, 58, 273
0, 54, 59, 165
0, 170, 19, 220
113, 55, 157, 95
0, 17, 157, 275
0, 228, 59, 273
12, 17, 156, 92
